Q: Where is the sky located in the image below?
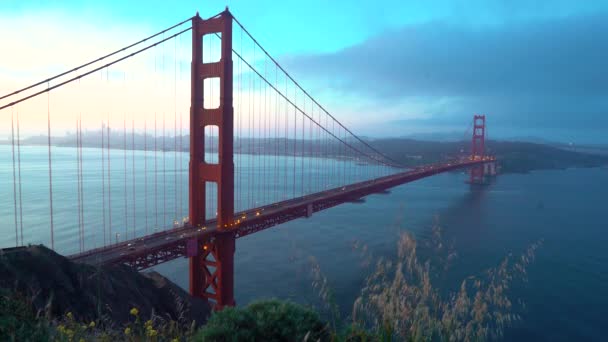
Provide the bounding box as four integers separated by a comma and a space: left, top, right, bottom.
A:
1, 0, 607, 143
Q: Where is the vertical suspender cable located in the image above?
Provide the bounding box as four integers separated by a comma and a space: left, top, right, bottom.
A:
47, 82, 55, 250
311, 107, 321, 192
264, 57, 268, 203
309, 99, 312, 193
179, 116, 183, 222
293, 85, 296, 198
17, 111, 24, 245
239, 38, 244, 211
124, 117, 128, 239
155, 113, 158, 230
154, 46, 159, 230
11, 111, 18, 246
323, 114, 330, 190
76, 119, 82, 252
256, 52, 261, 206
342, 126, 346, 185
179, 107, 183, 221
163, 113, 166, 227
301, 97, 304, 195
79, 115, 85, 249
283, 73, 288, 199
274, 65, 278, 203
332, 120, 335, 184
107, 115, 112, 243
174, 35, 178, 224
78, 118, 82, 251
80, 117, 84, 251
101, 121, 106, 246
316, 106, 320, 192
132, 119, 136, 236
263, 57, 267, 204
249, 50, 254, 208
248, 46, 253, 209
179, 32, 184, 221
144, 120, 148, 234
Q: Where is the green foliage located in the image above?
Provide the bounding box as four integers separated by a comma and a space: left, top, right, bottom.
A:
194, 299, 329, 341
0, 289, 51, 342
51, 308, 195, 341
331, 322, 394, 342
0, 223, 543, 341
193, 306, 257, 341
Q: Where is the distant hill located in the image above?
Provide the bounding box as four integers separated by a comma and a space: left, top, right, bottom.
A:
3, 130, 608, 174
369, 138, 608, 173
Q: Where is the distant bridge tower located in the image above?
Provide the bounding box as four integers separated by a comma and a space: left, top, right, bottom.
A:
483, 160, 497, 177
187, 9, 236, 310
469, 114, 487, 184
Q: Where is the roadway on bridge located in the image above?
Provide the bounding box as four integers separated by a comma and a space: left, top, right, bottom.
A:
70, 157, 494, 269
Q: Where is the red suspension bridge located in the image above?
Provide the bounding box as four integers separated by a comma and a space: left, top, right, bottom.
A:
0, 9, 496, 310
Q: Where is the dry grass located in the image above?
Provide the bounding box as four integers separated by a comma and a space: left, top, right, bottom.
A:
349, 219, 543, 341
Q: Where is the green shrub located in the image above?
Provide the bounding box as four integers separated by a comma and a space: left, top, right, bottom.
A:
0, 289, 51, 341
194, 299, 329, 341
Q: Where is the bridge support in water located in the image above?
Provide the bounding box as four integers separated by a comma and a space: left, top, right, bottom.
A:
188, 9, 236, 310
469, 114, 497, 184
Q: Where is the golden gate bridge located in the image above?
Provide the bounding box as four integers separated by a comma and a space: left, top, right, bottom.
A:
0, 9, 496, 310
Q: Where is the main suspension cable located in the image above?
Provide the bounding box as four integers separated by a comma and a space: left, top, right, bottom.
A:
230, 14, 403, 168
231, 47, 401, 169
0, 27, 192, 111
0, 17, 194, 101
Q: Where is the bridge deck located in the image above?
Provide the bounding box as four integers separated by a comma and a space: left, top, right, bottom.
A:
70, 158, 494, 270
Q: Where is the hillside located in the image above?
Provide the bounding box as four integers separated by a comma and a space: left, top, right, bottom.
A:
0, 245, 210, 326
370, 138, 608, 173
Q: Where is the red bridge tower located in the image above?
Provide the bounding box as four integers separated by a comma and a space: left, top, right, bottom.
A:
469, 114, 496, 184
188, 9, 236, 310
470, 114, 486, 184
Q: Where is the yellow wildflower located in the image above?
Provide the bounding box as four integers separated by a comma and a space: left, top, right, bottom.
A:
124, 327, 131, 335
79, 339, 85, 342
171, 338, 180, 342
130, 307, 139, 316
145, 319, 153, 327
89, 321, 96, 328
66, 312, 73, 320
147, 329, 158, 337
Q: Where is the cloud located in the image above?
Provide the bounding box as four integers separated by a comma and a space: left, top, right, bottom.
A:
281, 12, 608, 142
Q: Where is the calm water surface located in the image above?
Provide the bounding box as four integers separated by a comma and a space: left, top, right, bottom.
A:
1, 145, 606, 341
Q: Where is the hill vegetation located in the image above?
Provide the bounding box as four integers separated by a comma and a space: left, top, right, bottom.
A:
371, 138, 608, 173
0, 222, 542, 341
0, 245, 210, 327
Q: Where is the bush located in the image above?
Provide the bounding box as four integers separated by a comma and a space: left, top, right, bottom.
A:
194, 299, 329, 341
0, 289, 51, 341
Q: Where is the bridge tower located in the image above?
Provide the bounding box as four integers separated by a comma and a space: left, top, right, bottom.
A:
469, 114, 486, 184
188, 9, 235, 310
